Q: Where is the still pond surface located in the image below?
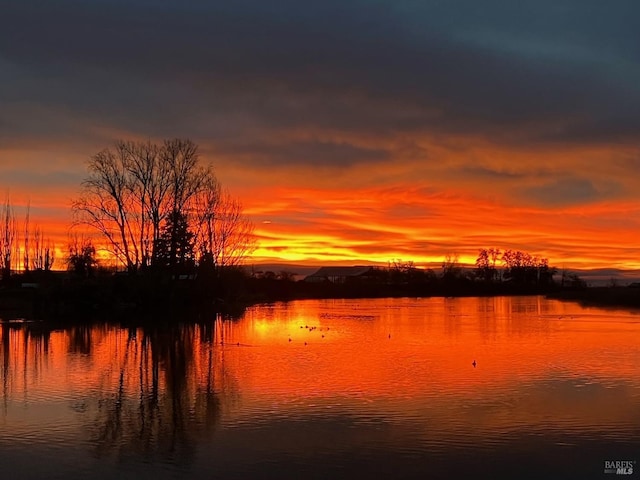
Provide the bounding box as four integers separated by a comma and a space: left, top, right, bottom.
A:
1, 296, 639, 479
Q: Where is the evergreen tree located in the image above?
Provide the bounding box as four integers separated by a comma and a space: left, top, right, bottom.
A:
153, 210, 195, 270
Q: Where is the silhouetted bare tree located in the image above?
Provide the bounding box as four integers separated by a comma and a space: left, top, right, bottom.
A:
475, 248, 498, 283
73, 145, 139, 272
501, 249, 555, 286
119, 140, 164, 269
0, 198, 16, 280
31, 225, 55, 271
441, 253, 462, 280
74, 138, 254, 273
67, 234, 98, 277
23, 201, 30, 273
194, 188, 256, 269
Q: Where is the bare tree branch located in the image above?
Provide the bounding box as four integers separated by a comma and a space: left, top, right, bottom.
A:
74, 138, 256, 273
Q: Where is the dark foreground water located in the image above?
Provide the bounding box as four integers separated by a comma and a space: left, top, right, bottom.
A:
1, 296, 639, 479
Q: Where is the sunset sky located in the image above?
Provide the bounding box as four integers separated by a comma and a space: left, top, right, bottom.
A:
2, 1, 640, 269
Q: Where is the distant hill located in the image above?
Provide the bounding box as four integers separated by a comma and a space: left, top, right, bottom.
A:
244, 262, 640, 286
561, 268, 640, 286
243, 263, 321, 281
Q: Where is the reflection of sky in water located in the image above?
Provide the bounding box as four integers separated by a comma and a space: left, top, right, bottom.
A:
1, 296, 639, 479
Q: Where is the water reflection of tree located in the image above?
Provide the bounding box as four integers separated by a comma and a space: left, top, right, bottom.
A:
68, 325, 92, 355
1, 324, 9, 413
1, 324, 48, 418
91, 321, 236, 464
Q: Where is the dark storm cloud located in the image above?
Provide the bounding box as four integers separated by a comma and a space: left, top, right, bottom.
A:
458, 166, 528, 180
521, 177, 622, 206
2, 0, 640, 160
0, 169, 83, 189
214, 139, 390, 167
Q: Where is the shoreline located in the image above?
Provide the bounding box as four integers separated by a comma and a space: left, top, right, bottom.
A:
546, 287, 640, 311
2, 271, 639, 326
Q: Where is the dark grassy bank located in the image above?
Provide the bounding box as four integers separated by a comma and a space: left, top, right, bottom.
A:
3, 267, 637, 327
243, 276, 558, 302
0, 269, 250, 326
547, 286, 640, 310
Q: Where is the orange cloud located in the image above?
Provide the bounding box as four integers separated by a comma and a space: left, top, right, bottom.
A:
240, 182, 640, 269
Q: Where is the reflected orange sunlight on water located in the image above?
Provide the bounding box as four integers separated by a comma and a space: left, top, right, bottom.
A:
1, 297, 639, 479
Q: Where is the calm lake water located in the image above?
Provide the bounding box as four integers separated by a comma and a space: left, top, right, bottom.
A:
1, 296, 639, 479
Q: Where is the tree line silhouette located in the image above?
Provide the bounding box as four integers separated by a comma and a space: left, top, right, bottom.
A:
244, 251, 566, 303
0, 198, 56, 281
475, 248, 555, 286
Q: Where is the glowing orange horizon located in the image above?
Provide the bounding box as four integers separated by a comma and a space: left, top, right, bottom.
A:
2, 186, 640, 272
2, 138, 640, 272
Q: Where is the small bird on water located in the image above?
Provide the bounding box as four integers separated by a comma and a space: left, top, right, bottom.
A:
472, 360, 477, 368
